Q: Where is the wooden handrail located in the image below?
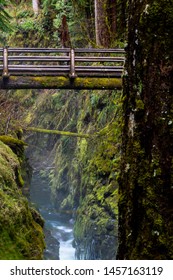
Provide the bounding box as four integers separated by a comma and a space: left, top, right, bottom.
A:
0, 47, 125, 78
0, 47, 125, 53
0, 47, 125, 89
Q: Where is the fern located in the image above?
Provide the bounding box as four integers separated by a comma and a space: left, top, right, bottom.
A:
42, 0, 56, 10
0, 0, 12, 41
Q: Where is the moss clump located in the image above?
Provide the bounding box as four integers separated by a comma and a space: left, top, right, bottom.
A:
0, 135, 27, 161
0, 139, 45, 259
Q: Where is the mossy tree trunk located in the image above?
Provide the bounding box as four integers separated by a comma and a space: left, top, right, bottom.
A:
117, 0, 173, 259
95, 0, 117, 47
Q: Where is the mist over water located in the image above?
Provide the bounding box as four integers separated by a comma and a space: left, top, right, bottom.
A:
29, 173, 75, 260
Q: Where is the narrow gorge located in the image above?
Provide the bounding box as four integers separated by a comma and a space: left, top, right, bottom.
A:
24, 88, 122, 260
0, 0, 173, 260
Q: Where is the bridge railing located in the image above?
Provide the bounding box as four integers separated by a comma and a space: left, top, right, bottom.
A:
0, 47, 125, 78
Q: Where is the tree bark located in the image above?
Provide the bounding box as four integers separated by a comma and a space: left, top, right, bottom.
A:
117, 0, 173, 259
94, 0, 117, 47
59, 15, 71, 48
32, 0, 39, 15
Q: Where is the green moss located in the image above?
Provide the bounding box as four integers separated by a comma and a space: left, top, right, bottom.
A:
70, 90, 122, 259
0, 136, 27, 160
26, 126, 91, 138
0, 139, 45, 259
0, 230, 23, 260
75, 77, 123, 90
2, 76, 122, 90
136, 99, 144, 110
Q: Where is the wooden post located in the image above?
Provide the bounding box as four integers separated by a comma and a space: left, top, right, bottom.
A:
69, 48, 77, 78
3, 46, 9, 78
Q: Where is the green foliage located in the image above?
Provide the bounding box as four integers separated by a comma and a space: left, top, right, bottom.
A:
7, 0, 57, 47
19, 18, 40, 32
41, 0, 56, 10
0, 0, 12, 42
53, 0, 74, 39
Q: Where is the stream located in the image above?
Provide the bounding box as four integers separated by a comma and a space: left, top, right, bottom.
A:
29, 173, 76, 260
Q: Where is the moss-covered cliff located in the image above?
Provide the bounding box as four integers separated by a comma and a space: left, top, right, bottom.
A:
23, 88, 122, 259
0, 136, 45, 259
117, 0, 173, 259
69, 90, 122, 259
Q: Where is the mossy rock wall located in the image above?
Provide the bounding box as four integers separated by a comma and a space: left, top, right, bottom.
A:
118, 0, 173, 259
18, 86, 122, 259
72, 91, 122, 259
0, 137, 45, 259
49, 89, 122, 259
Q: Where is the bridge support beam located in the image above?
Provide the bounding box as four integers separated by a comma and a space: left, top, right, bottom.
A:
0, 76, 122, 90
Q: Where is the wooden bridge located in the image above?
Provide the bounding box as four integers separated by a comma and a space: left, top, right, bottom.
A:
0, 47, 125, 90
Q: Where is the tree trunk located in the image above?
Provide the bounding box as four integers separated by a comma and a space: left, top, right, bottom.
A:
59, 15, 71, 48
32, 0, 39, 15
117, 0, 173, 259
94, 0, 117, 47
26, 127, 91, 138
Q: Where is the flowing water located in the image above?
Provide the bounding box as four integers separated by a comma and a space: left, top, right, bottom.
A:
29, 173, 76, 260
